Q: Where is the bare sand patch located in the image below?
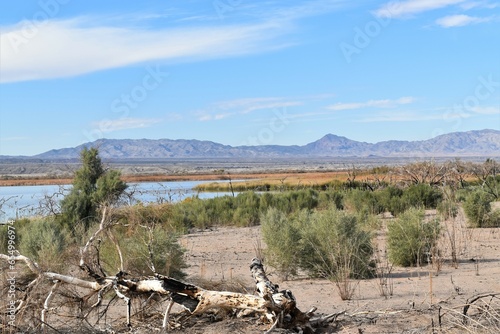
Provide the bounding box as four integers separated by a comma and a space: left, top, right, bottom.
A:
178, 215, 500, 333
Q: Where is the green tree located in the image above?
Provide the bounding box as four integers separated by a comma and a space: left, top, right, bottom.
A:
60, 147, 127, 229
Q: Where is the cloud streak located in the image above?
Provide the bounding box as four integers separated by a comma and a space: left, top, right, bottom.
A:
0, 18, 289, 83
327, 97, 415, 111
435, 14, 492, 27
197, 97, 303, 121
0, 1, 348, 84
374, 0, 465, 18
92, 117, 161, 133
356, 110, 471, 122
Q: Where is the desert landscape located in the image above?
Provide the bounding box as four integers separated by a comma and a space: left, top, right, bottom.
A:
1, 157, 500, 333
176, 207, 500, 334
2, 1, 499, 332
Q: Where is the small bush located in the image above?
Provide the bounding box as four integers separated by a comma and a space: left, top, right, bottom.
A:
463, 189, 494, 228
376, 186, 405, 216
401, 184, 442, 209
318, 190, 344, 210
300, 208, 374, 280
387, 207, 441, 267
437, 198, 459, 220
99, 224, 187, 279
260, 208, 302, 279
344, 189, 384, 215
301, 208, 374, 300
17, 218, 71, 272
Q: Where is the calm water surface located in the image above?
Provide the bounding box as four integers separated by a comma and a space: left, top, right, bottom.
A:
0, 180, 234, 222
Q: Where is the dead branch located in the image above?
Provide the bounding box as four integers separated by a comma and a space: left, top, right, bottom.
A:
2, 252, 338, 332
463, 292, 500, 319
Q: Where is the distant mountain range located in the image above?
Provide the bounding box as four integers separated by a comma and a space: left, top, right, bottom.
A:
11, 129, 500, 160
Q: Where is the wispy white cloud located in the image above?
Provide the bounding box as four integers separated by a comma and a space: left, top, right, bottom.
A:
470, 106, 500, 114
165, 112, 183, 121
435, 14, 492, 27
214, 97, 303, 114
0, 1, 348, 83
356, 110, 471, 122
197, 97, 303, 121
460, 1, 500, 10
374, 0, 465, 19
92, 117, 161, 132
327, 97, 416, 111
0, 18, 289, 83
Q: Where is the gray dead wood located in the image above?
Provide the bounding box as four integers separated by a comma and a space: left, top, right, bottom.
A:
1, 254, 338, 332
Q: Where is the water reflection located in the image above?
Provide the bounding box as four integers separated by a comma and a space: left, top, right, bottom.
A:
0, 180, 236, 222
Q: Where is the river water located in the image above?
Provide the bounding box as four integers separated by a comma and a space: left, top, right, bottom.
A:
0, 180, 234, 222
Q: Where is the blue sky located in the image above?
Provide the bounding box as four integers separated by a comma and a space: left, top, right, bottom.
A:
0, 0, 499, 156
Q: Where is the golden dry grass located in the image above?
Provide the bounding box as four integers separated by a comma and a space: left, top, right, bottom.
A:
0, 171, 362, 187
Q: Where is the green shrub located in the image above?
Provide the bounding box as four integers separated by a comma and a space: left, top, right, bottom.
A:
344, 189, 384, 215
0, 218, 31, 254
99, 224, 187, 279
17, 218, 71, 272
376, 186, 405, 216
288, 189, 319, 211
463, 189, 497, 227
401, 184, 442, 209
260, 208, 302, 279
437, 199, 459, 220
387, 208, 441, 267
300, 208, 374, 280
172, 197, 212, 229
488, 209, 500, 227
318, 190, 344, 210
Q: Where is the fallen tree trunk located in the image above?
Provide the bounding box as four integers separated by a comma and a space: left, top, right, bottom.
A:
2, 253, 336, 332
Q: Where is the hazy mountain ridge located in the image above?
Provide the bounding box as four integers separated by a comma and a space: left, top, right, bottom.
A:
20, 129, 500, 160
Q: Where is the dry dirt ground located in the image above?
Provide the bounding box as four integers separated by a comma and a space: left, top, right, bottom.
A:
171, 210, 500, 334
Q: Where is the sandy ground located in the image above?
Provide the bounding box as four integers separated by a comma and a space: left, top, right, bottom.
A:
175, 210, 500, 333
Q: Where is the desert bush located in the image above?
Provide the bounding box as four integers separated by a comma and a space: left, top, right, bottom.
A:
173, 197, 212, 229
437, 198, 459, 220
300, 208, 374, 299
0, 218, 31, 254
463, 189, 495, 228
287, 189, 319, 210
260, 208, 302, 279
376, 186, 405, 216
300, 208, 374, 279
344, 189, 384, 215
120, 202, 188, 233
401, 183, 442, 209
317, 190, 344, 210
232, 192, 260, 226
387, 207, 441, 267
99, 224, 187, 279
489, 209, 500, 227
17, 218, 71, 272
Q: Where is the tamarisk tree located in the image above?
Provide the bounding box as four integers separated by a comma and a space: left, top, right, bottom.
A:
60, 147, 127, 230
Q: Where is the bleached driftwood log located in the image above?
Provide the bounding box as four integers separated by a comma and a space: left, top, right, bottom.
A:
1, 253, 337, 332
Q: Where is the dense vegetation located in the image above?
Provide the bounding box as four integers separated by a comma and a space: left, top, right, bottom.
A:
1, 153, 499, 290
